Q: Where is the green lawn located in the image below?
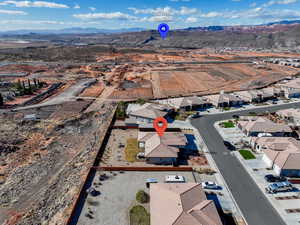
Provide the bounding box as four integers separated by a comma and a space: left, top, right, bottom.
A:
248, 112, 257, 116
221, 121, 235, 128
125, 139, 140, 163
223, 107, 231, 111
130, 205, 150, 225
175, 114, 186, 121
239, 150, 256, 160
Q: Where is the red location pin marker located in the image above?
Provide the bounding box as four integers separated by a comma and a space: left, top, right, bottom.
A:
153, 117, 168, 137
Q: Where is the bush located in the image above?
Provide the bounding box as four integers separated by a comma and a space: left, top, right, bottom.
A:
136, 190, 149, 204
130, 205, 150, 225
136, 98, 146, 105
116, 101, 126, 119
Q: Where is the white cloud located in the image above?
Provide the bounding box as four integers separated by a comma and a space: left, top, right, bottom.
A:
227, 8, 300, 20
74, 3, 80, 9
199, 11, 223, 18
179, 6, 197, 15
142, 15, 174, 22
0, 9, 27, 15
89, 7, 96, 11
128, 6, 175, 16
73, 12, 137, 20
186, 16, 198, 22
250, 2, 257, 7
128, 6, 197, 16
191, 6, 300, 21
0, 1, 69, 8
263, 0, 298, 7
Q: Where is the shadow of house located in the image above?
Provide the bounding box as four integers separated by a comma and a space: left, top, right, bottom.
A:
178, 134, 199, 165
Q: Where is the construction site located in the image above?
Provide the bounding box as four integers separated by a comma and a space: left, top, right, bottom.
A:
0, 45, 300, 225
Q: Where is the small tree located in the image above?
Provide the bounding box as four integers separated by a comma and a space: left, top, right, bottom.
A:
22, 80, 26, 90
0, 93, 3, 106
136, 190, 149, 204
16, 79, 22, 90
136, 98, 146, 105
116, 101, 126, 119
33, 78, 37, 88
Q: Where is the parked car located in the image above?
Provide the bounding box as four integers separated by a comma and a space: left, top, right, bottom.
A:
136, 152, 145, 159
146, 178, 158, 188
201, 181, 220, 190
223, 141, 236, 150
165, 175, 185, 183
232, 114, 239, 119
264, 174, 287, 183
265, 181, 293, 194
192, 112, 201, 118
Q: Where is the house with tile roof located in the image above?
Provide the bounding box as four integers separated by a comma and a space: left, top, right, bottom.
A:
138, 132, 187, 165
156, 96, 209, 111
205, 92, 243, 108
126, 103, 172, 124
237, 117, 292, 137
276, 108, 300, 127
235, 88, 276, 103
276, 78, 300, 98
251, 137, 300, 177
150, 183, 223, 225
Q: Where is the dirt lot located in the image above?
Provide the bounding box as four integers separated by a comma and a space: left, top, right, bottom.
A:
0, 102, 116, 225
108, 56, 299, 99
79, 82, 104, 98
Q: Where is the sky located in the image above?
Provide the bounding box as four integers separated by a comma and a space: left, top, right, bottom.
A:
0, 0, 300, 30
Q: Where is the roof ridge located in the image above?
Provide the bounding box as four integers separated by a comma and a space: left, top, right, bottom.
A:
179, 183, 201, 197
281, 152, 300, 169
189, 199, 212, 212
172, 211, 185, 225
189, 201, 218, 225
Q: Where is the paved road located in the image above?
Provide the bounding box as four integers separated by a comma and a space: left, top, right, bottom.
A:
13, 79, 96, 111
191, 102, 300, 225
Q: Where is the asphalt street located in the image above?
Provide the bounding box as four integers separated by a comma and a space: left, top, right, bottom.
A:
191, 102, 300, 225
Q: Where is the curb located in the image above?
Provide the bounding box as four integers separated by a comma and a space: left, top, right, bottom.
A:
191, 126, 249, 225
200, 99, 300, 116
213, 119, 290, 225
234, 151, 291, 225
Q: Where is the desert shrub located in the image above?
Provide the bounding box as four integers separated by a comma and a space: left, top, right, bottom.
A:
136, 190, 149, 204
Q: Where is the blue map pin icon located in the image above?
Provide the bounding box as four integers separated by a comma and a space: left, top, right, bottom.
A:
158, 23, 169, 40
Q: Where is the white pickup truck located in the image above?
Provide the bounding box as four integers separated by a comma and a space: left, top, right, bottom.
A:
165, 175, 185, 183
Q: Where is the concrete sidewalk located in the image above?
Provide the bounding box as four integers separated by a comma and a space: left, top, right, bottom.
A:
234, 152, 300, 225
192, 125, 247, 223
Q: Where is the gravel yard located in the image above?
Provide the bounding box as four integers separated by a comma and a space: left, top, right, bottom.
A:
77, 171, 196, 225
101, 129, 141, 166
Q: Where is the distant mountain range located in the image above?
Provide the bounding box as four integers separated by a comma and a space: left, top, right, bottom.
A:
0, 20, 300, 36
183, 20, 300, 32
0, 27, 146, 35
265, 20, 300, 25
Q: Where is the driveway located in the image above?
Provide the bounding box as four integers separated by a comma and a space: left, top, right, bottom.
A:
191, 102, 300, 225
